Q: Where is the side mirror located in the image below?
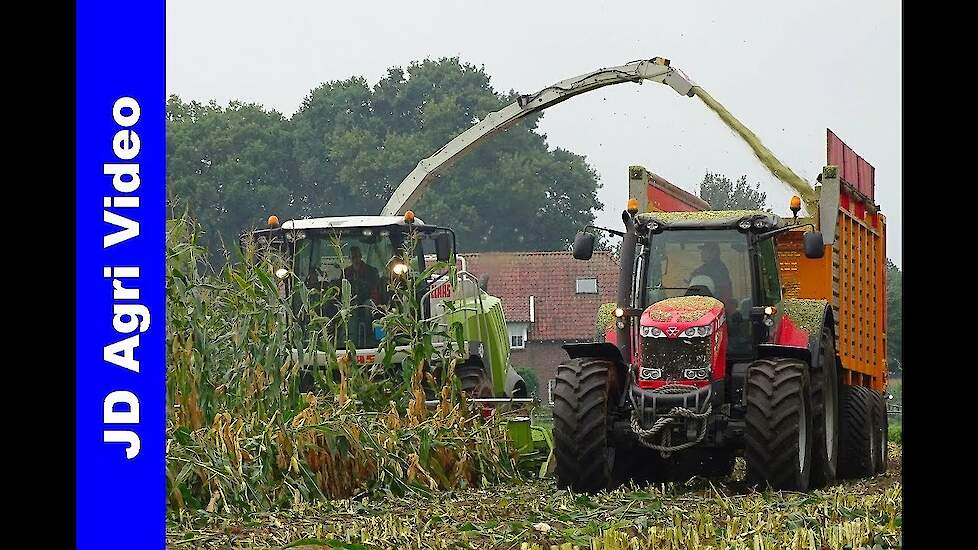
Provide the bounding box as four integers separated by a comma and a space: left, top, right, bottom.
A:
435, 233, 453, 262
478, 273, 490, 292
803, 231, 825, 259
572, 232, 595, 260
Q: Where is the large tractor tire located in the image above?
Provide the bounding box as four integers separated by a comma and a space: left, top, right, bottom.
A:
553, 357, 617, 492
837, 385, 876, 478
810, 328, 840, 488
873, 390, 889, 474
744, 358, 814, 491
458, 362, 494, 399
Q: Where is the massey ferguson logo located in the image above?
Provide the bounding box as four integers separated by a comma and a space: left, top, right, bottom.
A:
667, 326, 678, 336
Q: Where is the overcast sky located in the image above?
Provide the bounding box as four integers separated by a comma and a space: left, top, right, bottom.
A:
167, 0, 901, 266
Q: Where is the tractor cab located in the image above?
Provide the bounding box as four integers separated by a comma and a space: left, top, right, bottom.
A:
637, 211, 785, 365
572, 207, 824, 390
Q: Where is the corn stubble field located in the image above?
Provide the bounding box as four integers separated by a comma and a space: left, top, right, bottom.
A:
165, 217, 902, 549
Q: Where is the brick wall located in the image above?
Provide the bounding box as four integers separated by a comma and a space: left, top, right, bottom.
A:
510, 340, 584, 399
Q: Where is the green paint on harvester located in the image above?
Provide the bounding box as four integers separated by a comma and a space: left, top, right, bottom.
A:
691, 87, 818, 211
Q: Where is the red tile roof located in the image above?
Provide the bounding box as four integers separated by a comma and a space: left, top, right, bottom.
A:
460, 251, 619, 341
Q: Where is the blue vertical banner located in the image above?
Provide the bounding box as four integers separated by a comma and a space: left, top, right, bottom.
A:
76, 1, 165, 548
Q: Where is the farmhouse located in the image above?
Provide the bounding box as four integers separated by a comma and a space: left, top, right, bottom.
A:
461, 251, 619, 401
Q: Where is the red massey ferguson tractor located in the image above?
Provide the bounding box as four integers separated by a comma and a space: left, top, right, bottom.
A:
554, 193, 887, 492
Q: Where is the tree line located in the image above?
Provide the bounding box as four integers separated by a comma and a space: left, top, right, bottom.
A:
166, 57, 602, 258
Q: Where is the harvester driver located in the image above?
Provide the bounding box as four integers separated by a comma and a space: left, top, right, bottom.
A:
345, 246, 383, 304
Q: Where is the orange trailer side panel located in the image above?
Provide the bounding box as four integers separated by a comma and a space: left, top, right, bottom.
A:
775, 189, 886, 391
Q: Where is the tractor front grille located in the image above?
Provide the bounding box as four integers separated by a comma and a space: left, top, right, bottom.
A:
641, 336, 711, 380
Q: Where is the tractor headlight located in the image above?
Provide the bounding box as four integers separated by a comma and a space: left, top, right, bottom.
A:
738, 219, 752, 230
683, 367, 710, 380
681, 325, 714, 337
640, 367, 662, 380
640, 325, 666, 338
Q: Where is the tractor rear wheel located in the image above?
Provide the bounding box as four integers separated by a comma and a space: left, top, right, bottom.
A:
837, 385, 876, 478
744, 358, 814, 491
553, 357, 617, 492
873, 390, 889, 474
458, 362, 494, 399
810, 328, 840, 488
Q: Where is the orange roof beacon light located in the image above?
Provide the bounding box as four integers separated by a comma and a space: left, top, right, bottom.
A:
403, 210, 416, 224
789, 196, 801, 219
626, 197, 639, 215
267, 215, 280, 228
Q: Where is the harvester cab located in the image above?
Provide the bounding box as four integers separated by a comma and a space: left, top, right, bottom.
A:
245, 212, 526, 401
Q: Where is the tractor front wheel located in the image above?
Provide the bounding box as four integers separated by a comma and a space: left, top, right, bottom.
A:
744, 358, 814, 491
553, 357, 618, 492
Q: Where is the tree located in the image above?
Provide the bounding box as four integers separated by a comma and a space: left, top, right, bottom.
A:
168, 58, 603, 256
698, 172, 769, 210
886, 259, 902, 373
291, 58, 603, 252
166, 96, 298, 258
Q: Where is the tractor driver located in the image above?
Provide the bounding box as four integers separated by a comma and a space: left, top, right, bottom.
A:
344, 246, 383, 304
690, 242, 734, 309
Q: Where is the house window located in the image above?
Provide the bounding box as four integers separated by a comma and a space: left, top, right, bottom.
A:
576, 277, 598, 294
507, 322, 528, 350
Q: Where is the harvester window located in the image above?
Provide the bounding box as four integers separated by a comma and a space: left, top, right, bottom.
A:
290, 229, 401, 350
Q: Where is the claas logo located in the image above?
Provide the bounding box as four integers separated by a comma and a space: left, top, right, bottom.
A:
431, 283, 452, 299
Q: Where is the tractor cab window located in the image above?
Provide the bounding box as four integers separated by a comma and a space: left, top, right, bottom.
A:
644, 229, 754, 355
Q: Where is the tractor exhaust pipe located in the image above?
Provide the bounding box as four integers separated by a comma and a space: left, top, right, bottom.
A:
616, 210, 638, 363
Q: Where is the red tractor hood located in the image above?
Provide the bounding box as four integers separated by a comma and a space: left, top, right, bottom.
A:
640, 296, 724, 335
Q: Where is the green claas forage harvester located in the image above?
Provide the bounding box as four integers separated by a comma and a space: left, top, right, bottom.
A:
248, 211, 527, 400
556, 130, 888, 492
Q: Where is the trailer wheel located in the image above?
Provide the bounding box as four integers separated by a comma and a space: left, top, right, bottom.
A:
810, 328, 840, 488
873, 390, 889, 474
837, 385, 876, 478
553, 357, 617, 492
744, 358, 814, 491
458, 362, 493, 399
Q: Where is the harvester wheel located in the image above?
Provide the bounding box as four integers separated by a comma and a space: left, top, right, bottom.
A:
873, 390, 889, 474
810, 328, 840, 488
744, 358, 814, 491
553, 357, 617, 492
837, 385, 876, 478
458, 362, 493, 399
